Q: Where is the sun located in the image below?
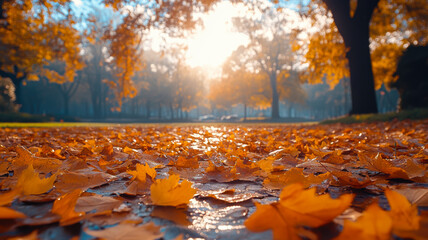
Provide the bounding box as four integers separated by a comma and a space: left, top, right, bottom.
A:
185, 2, 248, 70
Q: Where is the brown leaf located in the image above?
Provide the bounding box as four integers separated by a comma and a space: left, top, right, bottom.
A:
85, 221, 163, 240
75, 194, 123, 213
150, 206, 191, 226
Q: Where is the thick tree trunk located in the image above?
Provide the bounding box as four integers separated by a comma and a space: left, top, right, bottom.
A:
270, 73, 280, 119
323, 0, 379, 115
346, 36, 378, 114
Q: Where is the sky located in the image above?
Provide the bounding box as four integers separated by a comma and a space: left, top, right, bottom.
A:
184, 2, 249, 69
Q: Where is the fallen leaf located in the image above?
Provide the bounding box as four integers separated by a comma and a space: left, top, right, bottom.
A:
331, 171, 374, 189
245, 202, 300, 240
12, 146, 62, 173
127, 163, 156, 182
263, 168, 330, 189
16, 164, 57, 195
359, 153, 408, 179
392, 187, 428, 207
334, 203, 392, 240
0, 188, 21, 206
150, 206, 191, 226
245, 183, 353, 239
75, 194, 123, 213
385, 188, 420, 232
51, 189, 85, 226
174, 156, 199, 168
85, 221, 163, 240
150, 175, 196, 207
0, 207, 26, 219
278, 183, 354, 227
199, 189, 264, 203
55, 169, 116, 193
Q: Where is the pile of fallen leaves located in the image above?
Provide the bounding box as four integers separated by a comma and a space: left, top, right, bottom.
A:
0, 120, 427, 239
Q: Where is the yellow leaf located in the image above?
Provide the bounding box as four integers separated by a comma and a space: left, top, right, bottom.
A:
0, 207, 26, 219
385, 189, 420, 232
16, 164, 57, 195
334, 203, 392, 240
127, 163, 156, 182
150, 175, 196, 207
51, 189, 85, 226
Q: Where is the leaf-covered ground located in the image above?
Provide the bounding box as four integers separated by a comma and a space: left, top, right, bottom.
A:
0, 120, 427, 239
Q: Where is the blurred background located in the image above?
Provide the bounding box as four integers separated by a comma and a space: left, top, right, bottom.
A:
1, 0, 426, 122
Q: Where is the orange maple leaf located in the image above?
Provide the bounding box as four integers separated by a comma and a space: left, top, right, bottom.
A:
150, 175, 196, 207
359, 153, 408, 179
127, 163, 157, 182
245, 183, 353, 239
16, 164, 57, 195
334, 202, 392, 240
385, 189, 420, 233
263, 168, 331, 189
51, 189, 85, 226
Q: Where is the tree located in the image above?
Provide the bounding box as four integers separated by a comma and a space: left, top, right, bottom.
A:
0, 1, 83, 105
217, 48, 271, 119
391, 44, 428, 110
171, 62, 204, 118
301, 0, 428, 114
43, 62, 82, 116
233, 9, 300, 119
0, 0, 215, 110
0, 77, 18, 112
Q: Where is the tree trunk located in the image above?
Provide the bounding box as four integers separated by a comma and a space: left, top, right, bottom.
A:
346, 31, 378, 114
270, 73, 280, 119
243, 103, 247, 121
323, 0, 379, 114
63, 94, 69, 116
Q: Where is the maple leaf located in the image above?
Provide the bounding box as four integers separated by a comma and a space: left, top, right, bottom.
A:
16, 164, 57, 195
175, 156, 200, 169
278, 183, 354, 227
150, 175, 196, 207
385, 189, 420, 233
263, 168, 331, 189
245, 203, 301, 240
0, 206, 26, 219
359, 153, 408, 179
12, 146, 62, 173
245, 184, 353, 239
85, 221, 163, 240
51, 189, 85, 226
127, 163, 156, 182
334, 203, 392, 240
331, 171, 375, 189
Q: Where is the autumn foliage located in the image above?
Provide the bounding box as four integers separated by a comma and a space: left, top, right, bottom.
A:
0, 120, 428, 239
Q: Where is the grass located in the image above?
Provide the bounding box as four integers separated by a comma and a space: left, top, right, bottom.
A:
321, 108, 428, 124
